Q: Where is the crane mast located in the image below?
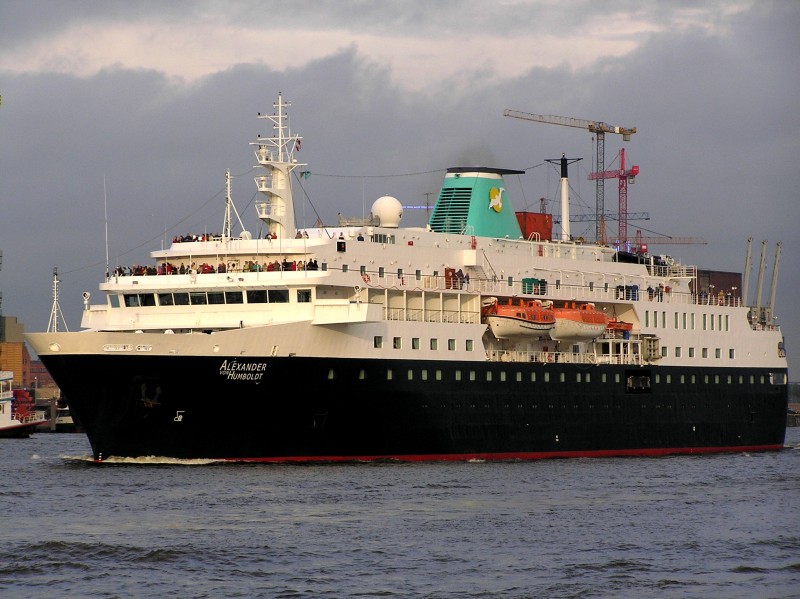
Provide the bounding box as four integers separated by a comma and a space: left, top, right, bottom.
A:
503, 109, 636, 242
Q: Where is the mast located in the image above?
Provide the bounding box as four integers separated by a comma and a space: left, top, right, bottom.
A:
755, 240, 767, 322
765, 241, 782, 326
545, 154, 581, 242
47, 268, 69, 333
742, 237, 752, 305
253, 93, 305, 239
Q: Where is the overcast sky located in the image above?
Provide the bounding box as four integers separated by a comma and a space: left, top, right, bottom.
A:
1, 0, 798, 375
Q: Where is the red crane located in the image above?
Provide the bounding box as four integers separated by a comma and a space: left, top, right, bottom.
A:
588, 148, 639, 247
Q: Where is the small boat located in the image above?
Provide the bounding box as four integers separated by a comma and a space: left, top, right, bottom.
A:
0, 371, 48, 438
606, 318, 633, 332
482, 296, 555, 339
549, 301, 609, 341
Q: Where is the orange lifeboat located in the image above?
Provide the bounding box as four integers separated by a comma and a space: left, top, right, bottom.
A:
549, 301, 609, 341
481, 297, 556, 339
606, 318, 633, 332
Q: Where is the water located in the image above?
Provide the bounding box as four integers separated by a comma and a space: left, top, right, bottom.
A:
2, 429, 799, 599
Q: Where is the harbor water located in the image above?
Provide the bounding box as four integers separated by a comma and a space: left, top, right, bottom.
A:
2, 428, 799, 598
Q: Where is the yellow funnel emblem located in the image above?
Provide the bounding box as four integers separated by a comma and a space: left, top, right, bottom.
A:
489, 187, 505, 213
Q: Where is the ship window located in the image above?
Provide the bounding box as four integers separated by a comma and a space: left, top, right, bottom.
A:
415, 270, 421, 281
760, 375, 765, 384
702, 348, 708, 358
190, 292, 207, 305
544, 372, 550, 383
655, 374, 660, 384
297, 289, 311, 303
729, 349, 735, 359
615, 373, 620, 383
342, 264, 348, 272
123, 294, 140, 307
771, 372, 787, 384
750, 375, 754, 384
661, 346, 668, 357
448, 339, 456, 350
109, 294, 121, 308
486, 371, 492, 382
327, 369, 336, 380
691, 313, 696, 330
682, 313, 687, 329
393, 337, 402, 349
422, 370, 428, 381
173, 293, 190, 306
625, 370, 652, 393
715, 348, 721, 359
430, 338, 438, 350
586, 373, 591, 383
674, 312, 679, 328
158, 293, 174, 306
666, 374, 671, 383
207, 292, 225, 304
739, 375, 744, 384
725, 315, 729, 331
691, 375, 696, 384
675, 347, 681, 358
140, 294, 156, 307
559, 372, 565, 383
436, 370, 442, 381
703, 314, 707, 330
601, 373, 607, 383
406, 369, 413, 380
662, 311, 666, 328
268, 289, 289, 303
247, 290, 267, 303
530, 372, 536, 382
727, 375, 732, 384
681, 375, 685, 384
373, 336, 383, 349
714, 375, 720, 384
576, 373, 582, 383
386, 369, 393, 380
500, 371, 506, 382
379, 267, 385, 278
225, 291, 243, 304
470, 371, 476, 381
704, 375, 709, 384
455, 370, 462, 381
359, 369, 366, 380
466, 339, 474, 351
412, 338, 420, 350
689, 347, 695, 358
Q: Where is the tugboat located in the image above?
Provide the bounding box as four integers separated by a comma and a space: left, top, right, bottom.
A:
0, 371, 48, 438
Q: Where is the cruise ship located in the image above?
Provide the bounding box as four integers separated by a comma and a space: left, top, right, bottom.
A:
25, 94, 789, 461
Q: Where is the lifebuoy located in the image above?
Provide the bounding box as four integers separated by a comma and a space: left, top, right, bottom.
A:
362, 274, 371, 283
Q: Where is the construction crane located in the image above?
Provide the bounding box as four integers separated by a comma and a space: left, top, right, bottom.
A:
588, 147, 639, 247
631, 229, 706, 253
503, 109, 636, 242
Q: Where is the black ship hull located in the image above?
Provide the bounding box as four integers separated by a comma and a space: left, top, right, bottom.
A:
40, 354, 788, 461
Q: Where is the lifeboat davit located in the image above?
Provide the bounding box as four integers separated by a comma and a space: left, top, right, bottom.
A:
481, 296, 556, 339
548, 301, 609, 341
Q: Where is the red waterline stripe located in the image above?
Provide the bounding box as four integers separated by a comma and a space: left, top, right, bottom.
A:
222, 444, 784, 464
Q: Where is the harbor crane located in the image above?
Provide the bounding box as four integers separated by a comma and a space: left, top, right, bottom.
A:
503, 109, 636, 242
588, 147, 639, 246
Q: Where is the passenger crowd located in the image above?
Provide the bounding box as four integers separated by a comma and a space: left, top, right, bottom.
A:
111, 258, 319, 277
